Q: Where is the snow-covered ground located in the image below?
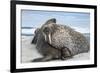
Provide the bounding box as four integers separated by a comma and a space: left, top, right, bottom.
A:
21, 36, 90, 63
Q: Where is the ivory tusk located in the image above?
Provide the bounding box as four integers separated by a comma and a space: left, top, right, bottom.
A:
48, 34, 51, 44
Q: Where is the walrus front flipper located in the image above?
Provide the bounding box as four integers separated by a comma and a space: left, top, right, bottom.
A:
61, 47, 73, 60
31, 55, 53, 62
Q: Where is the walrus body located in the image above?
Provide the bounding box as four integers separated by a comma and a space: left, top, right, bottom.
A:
31, 18, 90, 61
41, 19, 90, 59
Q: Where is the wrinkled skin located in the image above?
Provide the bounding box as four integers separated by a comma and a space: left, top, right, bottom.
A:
31, 18, 89, 62
41, 18, 90, 59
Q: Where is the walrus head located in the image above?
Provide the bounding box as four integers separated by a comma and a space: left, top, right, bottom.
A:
42, 18, 57, 44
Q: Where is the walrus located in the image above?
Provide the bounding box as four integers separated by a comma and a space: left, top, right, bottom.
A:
41, 18, 90, 60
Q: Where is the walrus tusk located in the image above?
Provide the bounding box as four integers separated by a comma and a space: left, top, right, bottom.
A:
44, 34, 47, 42
48, 33, 51, 44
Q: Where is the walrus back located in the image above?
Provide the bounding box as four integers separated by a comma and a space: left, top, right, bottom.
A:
51, 24, 90, 55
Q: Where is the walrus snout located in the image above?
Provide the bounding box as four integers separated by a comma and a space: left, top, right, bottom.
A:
42, 27, 52, 44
